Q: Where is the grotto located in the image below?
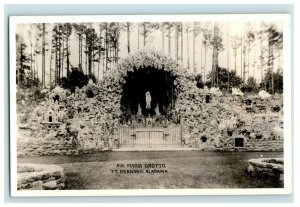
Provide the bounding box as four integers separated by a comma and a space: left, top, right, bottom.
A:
120, 66, 177, 118
16, 49, 284, 156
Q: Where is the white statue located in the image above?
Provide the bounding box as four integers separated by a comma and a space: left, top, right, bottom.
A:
137, 103, 142, 116
145, 91, 151, 109
154, 103, 160, 116
54, 100, 59, 112
88, 79, 94, 85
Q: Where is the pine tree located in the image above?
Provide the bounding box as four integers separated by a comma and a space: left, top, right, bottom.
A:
185, 23, 191, 70
84, 26, 99, 76
73, 23, 86, 70
167, 22, 173, 56
16, 34, 31, 88
231, 35, 241, 75
211, 23, 224, 87
62, 23, 72, 78
266, 24, 283, 94
140, 22, 158, 47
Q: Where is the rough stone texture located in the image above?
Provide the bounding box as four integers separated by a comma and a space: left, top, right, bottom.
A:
17, 163, 65, 190
246, 140, 283, 151
247, 158, 284, 184
42, 180, 58, 190
16, 50, 284, 156
32, 180, 43, 190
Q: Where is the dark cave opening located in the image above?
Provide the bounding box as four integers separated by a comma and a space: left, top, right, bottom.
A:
121, 67, 177, 120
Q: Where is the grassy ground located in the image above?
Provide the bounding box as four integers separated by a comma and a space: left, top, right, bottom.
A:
18, 151, 283, 189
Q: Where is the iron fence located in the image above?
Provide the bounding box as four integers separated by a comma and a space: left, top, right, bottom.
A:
117, 125, 182, 149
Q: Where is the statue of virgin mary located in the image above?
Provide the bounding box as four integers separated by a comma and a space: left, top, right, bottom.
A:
145, 91, 151, 109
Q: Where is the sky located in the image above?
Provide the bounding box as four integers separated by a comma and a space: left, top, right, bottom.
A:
16, 20, 283, 86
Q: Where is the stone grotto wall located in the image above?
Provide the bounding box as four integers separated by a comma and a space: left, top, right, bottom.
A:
16, 50, 284, 157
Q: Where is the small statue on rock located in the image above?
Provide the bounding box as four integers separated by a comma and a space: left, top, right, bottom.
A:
137, 103, 142, 116
154, 103, 160, 116
88, 79, 94, 85
146, 114, 153, 126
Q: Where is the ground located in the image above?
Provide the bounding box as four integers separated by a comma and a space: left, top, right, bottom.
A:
18, 151, 283, 189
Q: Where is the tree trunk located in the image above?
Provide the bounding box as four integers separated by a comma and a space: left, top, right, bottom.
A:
66, 36, 70, 78
54, 37, 57, 85
212, 25, 217, 86
227, 23, 230, 91
88, 36, 92, 75
234, 50, 237, 74
168, 23, 171, 55
137, 24, 140, 50
270, 44, 274, 94
105, 23, 108, 73
243, 46, 246, 84
50, 48, 53, 88
162, 23, 165, 53
42, 23, 46, 88
247, 45, 250, 80
102, 26, 106, 75
36, 52, 39, 83
186, 27, 190, 70
181, 24, 183, 63
78, 34, 81, 68
204, 46, 207, 83
98, 25, 102, 80
241, 24, 245, 83
253, 44, 256, 78
193, 22, 196, 74
127, 22, 130, 54
18, 42, 23, 87
92, 37, 94, 75
33, 53, 36, 81
200, 36, 203, 81
109, 46, 112, 71
175, 26, 179, 62
85, 37, 88, 75
259, 30, 264, 89
80, 36, 83, 69
116, 26, 119, 68
58, 30, 61, 80
143, 23, 146, 47
30, 28, 33, 81
61, 36, 64, 78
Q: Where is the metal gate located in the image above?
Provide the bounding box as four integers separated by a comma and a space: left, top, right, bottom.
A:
117, 125, 182, 149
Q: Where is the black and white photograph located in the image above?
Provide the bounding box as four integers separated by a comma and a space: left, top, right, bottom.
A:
9, 14, 292, 196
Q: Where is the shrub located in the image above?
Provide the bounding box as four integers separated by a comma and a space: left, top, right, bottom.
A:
241, 77, 258, 93
59, 67, 96, 93
195, 74, 204, 89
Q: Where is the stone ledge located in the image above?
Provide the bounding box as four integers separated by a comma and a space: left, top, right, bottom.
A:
17, 163, 65, 190
247, 158, 284, 184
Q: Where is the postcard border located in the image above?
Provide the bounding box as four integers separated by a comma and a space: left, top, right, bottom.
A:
8, 13, 292, 197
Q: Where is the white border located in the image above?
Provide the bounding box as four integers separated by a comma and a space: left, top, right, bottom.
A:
9, 14, 292, 197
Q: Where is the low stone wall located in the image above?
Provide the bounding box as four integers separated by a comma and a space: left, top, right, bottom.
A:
17, 128, 78, 157
17, 163, 65, 190
247, 158, 284, 184
246, 140, 283, 151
